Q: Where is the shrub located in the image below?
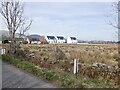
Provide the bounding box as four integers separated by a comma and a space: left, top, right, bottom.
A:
41, 42, 49, 44
22, 41, 28, 44
15, 49, 26, 57
51, 47, 66, 61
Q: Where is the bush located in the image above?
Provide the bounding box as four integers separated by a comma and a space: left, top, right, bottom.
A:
15, 49, 26, 57
51, 47, 66, 61
41, 42, 49, 44
22, 41, 28, 44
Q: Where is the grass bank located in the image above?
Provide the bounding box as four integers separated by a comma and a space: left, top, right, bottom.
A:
1, 54, 113, 88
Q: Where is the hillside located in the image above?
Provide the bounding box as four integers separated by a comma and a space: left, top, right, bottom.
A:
0, 30, 10, 41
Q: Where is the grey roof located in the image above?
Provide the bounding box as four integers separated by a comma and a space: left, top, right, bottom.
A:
56, 36, 64, 40
47, 36, 55, 40
70, 37, 77, 40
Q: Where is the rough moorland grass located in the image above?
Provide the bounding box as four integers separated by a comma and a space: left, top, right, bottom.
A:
1, 54, 113, 88
21, 44, 118, 66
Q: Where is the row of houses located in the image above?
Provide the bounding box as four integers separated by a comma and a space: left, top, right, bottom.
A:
1, 30, 78, 44
27, 34, 78, 44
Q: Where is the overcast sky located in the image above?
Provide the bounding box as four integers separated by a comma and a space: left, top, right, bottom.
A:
1, 2, 118, 41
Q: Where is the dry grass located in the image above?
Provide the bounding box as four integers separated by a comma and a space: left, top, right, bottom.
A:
21, 44, 118, 66
2, 43, 119, 87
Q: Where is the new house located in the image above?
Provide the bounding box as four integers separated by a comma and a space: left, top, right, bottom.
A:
67, 37, 78, 44
38, 36, 47, 44
55, 36, 65, 44
27, 34, 44, 44
45, 36, 57, 44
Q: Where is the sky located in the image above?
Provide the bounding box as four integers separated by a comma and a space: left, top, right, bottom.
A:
1, 2, 118, 41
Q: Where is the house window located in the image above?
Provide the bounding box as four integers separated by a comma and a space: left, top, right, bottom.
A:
47, 36, 55, 40
71, 37, 76, 40
57, 36, 64, 40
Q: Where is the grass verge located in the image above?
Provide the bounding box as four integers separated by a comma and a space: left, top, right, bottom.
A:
1, 54, 113, 88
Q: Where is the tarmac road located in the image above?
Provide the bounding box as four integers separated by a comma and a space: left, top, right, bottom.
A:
2, 61, 57, 88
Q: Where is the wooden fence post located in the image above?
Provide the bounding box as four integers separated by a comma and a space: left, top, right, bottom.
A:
74, 59, 78, 78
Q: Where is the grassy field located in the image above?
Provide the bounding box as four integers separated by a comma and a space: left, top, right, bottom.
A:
21, 44, 118, 66
2, 43, 119, 88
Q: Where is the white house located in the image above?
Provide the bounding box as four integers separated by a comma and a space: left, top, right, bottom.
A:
67, 37, 78, 44
26, 37, 30, 44
55, 36, 65, 44
45, 36, 56, 44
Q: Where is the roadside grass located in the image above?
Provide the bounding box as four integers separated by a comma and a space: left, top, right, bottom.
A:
1, 54, 113, 88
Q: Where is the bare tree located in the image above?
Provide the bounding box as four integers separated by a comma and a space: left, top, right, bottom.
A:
19, 19, 32, 38
114, 1, 120, 86
108, 1, 120, 86
112, 1, 120, 70
117, 2, 120, 86
109, 1, 119, 29
0, 0, 32, 54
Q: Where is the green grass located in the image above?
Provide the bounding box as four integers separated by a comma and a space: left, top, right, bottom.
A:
1, 54, 113, 88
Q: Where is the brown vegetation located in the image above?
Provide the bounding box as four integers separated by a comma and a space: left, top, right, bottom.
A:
2, 43, 120, 87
